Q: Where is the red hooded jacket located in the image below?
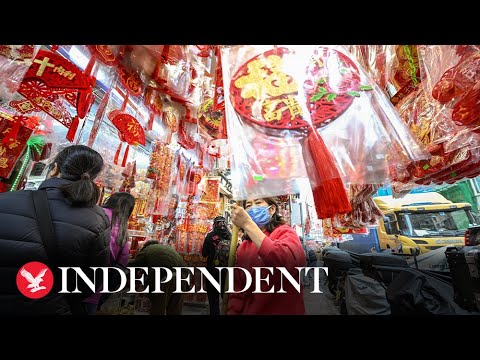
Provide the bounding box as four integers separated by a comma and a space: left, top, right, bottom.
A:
227, 224, 306, 315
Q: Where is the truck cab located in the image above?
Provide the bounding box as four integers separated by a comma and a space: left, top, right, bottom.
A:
373, 193, 478, 254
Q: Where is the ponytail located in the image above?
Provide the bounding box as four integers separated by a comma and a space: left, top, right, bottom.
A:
50, 145, 104, 208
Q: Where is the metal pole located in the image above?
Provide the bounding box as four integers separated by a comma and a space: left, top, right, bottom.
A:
300, 202, 305, 246
289, 194, 293, 227
222, 201, 240, 314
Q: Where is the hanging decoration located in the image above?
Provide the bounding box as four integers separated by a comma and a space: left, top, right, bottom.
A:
0, 114, 34, 179
86, 45, 118, 66
144, 87, 163, 131
16, 49, 92, 141
229, 47, 352, 219
0, 45, 40, 102
107, 72, 145, 167
212, 46, 227, 139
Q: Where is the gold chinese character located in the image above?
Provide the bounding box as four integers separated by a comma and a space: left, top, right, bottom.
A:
262, 96, 303, 122
53, 66, 65, 75
2, 127, 11, 135
127, 120, 140, 137
19, 101, 35, 112
67, 72, 76, 80
234, 54, 298, 100
0, 157, 8, 169
0, 146, 6, 156
33, 57, 55, 77
8, 140, 20, 150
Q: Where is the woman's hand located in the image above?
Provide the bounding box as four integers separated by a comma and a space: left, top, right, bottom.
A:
230, 204, 254, 229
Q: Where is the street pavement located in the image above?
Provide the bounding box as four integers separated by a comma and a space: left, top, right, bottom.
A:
181, 268, 339, 315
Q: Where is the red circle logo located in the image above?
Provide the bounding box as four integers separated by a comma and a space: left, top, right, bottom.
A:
16, 262, 54, 299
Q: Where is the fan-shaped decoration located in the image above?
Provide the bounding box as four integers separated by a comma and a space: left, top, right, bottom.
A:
229, 47, 362, 218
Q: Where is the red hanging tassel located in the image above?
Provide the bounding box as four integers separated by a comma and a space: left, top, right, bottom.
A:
114, 142, 122, 165
303, 129, 351, 219
66, 116, 80, 142
121, 144, 130, 167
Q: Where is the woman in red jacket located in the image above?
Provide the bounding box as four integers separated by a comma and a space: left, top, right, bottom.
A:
228, 197, 306, 315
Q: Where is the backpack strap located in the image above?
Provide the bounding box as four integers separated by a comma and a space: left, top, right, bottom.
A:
32, 190, 58, 265
32, 189, 85, 315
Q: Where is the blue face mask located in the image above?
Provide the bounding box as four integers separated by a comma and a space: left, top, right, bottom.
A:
247, 206, 272, 228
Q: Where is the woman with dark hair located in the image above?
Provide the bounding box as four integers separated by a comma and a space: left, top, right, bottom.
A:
0, 145, 111, 315
228, 197, 306, 315
83, 191, 136, 314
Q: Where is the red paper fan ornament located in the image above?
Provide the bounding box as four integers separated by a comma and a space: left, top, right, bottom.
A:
107, 90, 146, 167
230, 47, 370, 219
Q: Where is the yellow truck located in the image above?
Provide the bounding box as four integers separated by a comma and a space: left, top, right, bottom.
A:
373, 192, 479, 254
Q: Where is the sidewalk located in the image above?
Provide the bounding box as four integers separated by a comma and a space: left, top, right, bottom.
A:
181, 270, 340, 315
303, 270, 340, 315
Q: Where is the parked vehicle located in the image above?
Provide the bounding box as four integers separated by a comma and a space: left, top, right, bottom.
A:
373, 193, 477, 254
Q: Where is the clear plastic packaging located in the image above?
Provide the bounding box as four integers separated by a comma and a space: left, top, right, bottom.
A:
222, 45, 425, 218
419, 45, 480, 132
0, 45, 41, 103
334, 184, 384, 228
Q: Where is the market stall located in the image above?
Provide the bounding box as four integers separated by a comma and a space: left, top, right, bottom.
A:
1, 45, 480, 314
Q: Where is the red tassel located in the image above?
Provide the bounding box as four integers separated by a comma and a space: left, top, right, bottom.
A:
121, 144, 130, 167
114, 142, 122, 165
66, 116, 80, 142
304, 129, 351, 219
147, 112, 155, 131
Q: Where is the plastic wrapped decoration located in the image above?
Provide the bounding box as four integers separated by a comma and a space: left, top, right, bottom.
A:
0, 45, 41, 103
204, 46, 227, 140
223, 45, 425, 219
386, 45, 421, 105
345, 45, 389, 96
334, 184, 384, 229
0, 113, 35, 180
419, 45, 480, 131
393, 82, 480, 187
133, 45, 195, 104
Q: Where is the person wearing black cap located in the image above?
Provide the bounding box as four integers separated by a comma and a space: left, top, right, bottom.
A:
201, 216, 231, 315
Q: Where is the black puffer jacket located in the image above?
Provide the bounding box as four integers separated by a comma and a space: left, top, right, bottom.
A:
0, 178, 110, 315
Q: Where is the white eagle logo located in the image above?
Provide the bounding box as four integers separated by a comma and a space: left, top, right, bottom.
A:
20, 267, 48, 293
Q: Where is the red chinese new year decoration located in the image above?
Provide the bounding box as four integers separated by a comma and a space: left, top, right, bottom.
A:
8, 99, 40, 115
87, 45, 118, 66
108, 90, 146, 167
17, 50, 93, 141
177, 119, 195, 150
87, 90, 110, 147
144, 87, 163, 131
212, 46, 227, 139
230, 47, 353, 219
108, 111, 146, 147
118, 65, 143, 97
0, 115, 34, 179
22, 50, 90, 90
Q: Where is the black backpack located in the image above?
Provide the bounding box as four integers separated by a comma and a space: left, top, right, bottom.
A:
213, 238, 231, 267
